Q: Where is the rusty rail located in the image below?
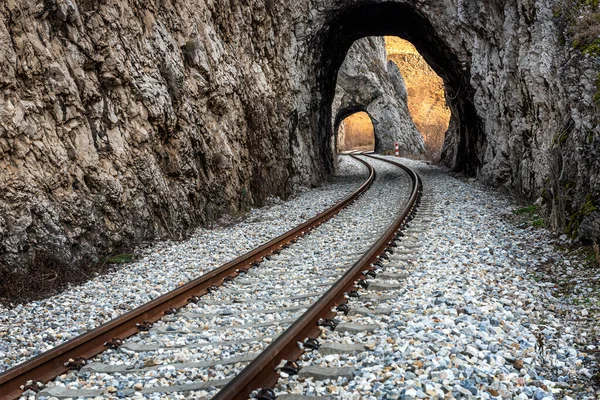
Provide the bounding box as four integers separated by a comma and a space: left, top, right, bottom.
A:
213, 154, 422, 400
0, 154, 375, 400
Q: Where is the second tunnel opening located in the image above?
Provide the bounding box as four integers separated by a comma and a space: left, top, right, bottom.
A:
337, 111, 376, 152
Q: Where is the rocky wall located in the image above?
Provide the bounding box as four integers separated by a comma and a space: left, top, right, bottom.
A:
315, 0, 600, 240
0, 0, 324, 270
1, 0, 599, 273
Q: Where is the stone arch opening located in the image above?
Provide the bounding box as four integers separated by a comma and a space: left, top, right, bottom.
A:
333, 106, 380, 152
316, 2, 484, 175
336, 111, 376, 152
331, 36, 422, 156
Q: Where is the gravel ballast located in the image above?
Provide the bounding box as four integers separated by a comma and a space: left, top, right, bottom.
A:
4, 156, 599, 400
0, 156, 367, 374
274, 157, 599, 400
27, 156, 412, 399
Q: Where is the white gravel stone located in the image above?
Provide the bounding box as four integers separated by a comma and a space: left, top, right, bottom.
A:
0, 157, 365, 374
274, 157, 599, 400
17, 156, 413, 399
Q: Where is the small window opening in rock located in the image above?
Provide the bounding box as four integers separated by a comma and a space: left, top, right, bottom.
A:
337, 112, 375, 152
385, 36, 451, 161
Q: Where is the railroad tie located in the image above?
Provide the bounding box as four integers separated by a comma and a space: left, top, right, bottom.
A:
181, 304, 308, 319
152, 317, 297, 334
297, 366, 355, 382
121, 334, 279, 352
81, 352, 258, 374
36, 379, 233, 399
197, 291, 322, 306
36, 387, 104, 399
348, 307, 393, 316
376, 272, 409, 280
335, 323, 379, 334
318, 343, 368, 356
367, 281, 406, 292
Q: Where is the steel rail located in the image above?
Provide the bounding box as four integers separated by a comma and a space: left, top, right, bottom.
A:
213, 154, 422, 400
0, 154, 375, 400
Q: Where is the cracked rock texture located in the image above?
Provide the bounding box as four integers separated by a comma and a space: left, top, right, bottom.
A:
0, 0, 324, 271
332, 36, 424, 154
0, 0, 599, 273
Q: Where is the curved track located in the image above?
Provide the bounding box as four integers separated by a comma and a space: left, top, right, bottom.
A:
215, 154, 421, 399
1, 154, 421, 400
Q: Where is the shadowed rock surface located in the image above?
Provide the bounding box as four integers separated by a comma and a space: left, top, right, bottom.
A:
332, 37, 424, 154
0, 0, 599, 273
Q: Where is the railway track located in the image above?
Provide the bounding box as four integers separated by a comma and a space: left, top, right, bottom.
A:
271, 156, 434, 399
1, 154, 421, 400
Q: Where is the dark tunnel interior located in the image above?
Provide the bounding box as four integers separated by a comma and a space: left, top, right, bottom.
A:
317, 2, 485, 175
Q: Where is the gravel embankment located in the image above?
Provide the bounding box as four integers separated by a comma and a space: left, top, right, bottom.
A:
0, 156, 366, 374
274, 157, 599, 400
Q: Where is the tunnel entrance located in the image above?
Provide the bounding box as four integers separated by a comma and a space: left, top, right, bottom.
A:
337, 112, 375, 152
385, 36, 450, 161
317, 2, 485, 175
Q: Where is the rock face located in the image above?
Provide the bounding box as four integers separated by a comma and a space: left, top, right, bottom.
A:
0, 0, 599, 272
0, 0, 325, 271
332, 37, 424, 154
386, 37, 450, 161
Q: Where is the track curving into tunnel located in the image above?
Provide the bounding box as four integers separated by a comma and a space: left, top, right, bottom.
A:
1, 154, 421, 400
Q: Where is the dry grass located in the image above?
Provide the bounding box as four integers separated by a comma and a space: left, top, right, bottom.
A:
343, 136, 375, 150
572, 12, 600, 52
555, 0, 600, 55
0, 250, 133, 305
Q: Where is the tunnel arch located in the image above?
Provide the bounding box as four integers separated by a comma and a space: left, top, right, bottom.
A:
316, 2, 485, 175
334, 108, 377, 152
334, 105, 369, 135
333, 106, 380, 152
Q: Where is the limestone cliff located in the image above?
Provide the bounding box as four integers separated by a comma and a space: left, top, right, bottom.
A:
332, 36, 424, 154
0, 0, 599, 274
0, 0, 323, 272
386, 37, 450, 160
